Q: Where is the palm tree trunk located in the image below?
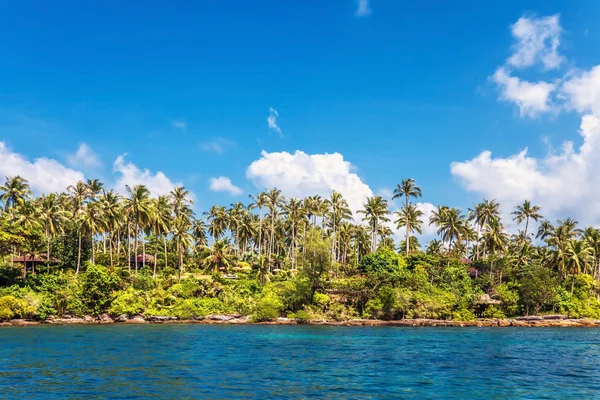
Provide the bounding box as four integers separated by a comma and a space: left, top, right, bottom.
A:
76, 230, 82, 275
258, 208, 263, 256
142, 229, 146, 270
163, 235, 168, 269
524, 217, 529, 240
103, 233, 107, 253
91, 232, 95, 264
46, 226, 51, 271
153, 238, 158, 279
134, 223, 139, 273
127, 222, 131, 273
109, 233, 114, 268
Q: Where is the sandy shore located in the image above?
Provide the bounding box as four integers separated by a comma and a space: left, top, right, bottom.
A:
2, 314, 600, 327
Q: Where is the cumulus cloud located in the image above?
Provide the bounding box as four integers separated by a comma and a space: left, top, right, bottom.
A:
200, 137, 236, 154
113, 154, 180, 196
451, 114, 600, 225
267, 107, 282, 137
209, 176, 242, 196
491, 67, 557, 117
508, 15, 564, 70
67, 143, 101, 168
172, 120, 187, 130
0, 141, 84, 194
355, 0, 371, 17
247, 150, 373, 219
560, 66, 600, 115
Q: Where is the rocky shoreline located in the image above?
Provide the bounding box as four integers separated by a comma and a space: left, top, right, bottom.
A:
2, 314, 600, 327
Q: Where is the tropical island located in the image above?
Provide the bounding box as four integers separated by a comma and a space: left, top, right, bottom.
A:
0, 175, 599, 327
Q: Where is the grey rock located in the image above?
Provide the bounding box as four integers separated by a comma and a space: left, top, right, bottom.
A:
115, 314, 129, 322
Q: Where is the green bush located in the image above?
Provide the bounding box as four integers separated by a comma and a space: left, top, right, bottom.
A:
0, 295, 32, 320
288, 309, 311, 323
481, 306, 506, 319
251, 296, 283, 322
109, 288, 147, 317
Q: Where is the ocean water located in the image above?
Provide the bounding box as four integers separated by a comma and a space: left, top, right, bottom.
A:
1, 325, 599, 399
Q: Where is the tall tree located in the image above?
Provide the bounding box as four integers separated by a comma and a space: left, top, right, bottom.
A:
358, 196, 390, 252
512, 200, 543, 240
394, 203, 424, 256
392, 178, 422, 256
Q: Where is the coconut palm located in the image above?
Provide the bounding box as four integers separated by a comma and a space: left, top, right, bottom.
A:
86, 178, 104, 201
358, 196, 390, 252
204, 205, 228, 242
426, 239, 443, 256
326, 191, 352, 261
254, 255, 270, 285
583, 227, 600, 279
171, 215, 193, 281
124, 185, 152, 272
0, 176, 32, 212
39, 193, 70, 266
202, 239, 235, 274
248, 191, 267, 255
565, 240, 593, 295
13, 200, 41, 276
430, 206, 467, 250
100, 190, 122, 268
392, 178, 422, 255
80, 201, 105, 266
394, 203, 423, 255
512, 200, 543, 240
282, 197, 305, 267
265, 188, 283, 256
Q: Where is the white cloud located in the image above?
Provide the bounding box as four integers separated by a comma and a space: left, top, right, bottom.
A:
355, 0, 371, 17
247, 150, 373, 219
451, 114, 600, 226
507, 15, 563, 70
172, 120, 187, 130
491, 67, 556, 117
267, 107, 283, 137
560, 65, 600, 115
67, 143, 101, 168
209, 176, 242, 196
200, 137, 236, 154
113, 154, 180, 196
0, 141, 84, 194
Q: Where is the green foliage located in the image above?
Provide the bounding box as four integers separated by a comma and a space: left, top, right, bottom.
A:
481, 306, 506, 319
109, 288, 147, 317
0, 295, 32, 320
80, 264, 121, 315
358, 248, 406, 274
251, 295, 283, 322
288, 309, 311, 323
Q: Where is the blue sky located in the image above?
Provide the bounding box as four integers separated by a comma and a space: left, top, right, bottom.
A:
2, 0, 600, 235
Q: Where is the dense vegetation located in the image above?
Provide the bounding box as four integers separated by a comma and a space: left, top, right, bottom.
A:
1, 175, 600, 322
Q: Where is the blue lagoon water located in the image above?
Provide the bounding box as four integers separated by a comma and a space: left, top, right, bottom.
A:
1, 325, 600, 399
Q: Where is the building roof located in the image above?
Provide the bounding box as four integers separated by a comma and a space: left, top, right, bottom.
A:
13, 254, 59, 263
130, 254, 155, 262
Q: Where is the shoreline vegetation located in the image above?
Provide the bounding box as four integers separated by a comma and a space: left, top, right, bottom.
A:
2, 176, 600, 326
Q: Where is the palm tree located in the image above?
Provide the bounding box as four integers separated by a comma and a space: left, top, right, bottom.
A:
100, 190, 122, 268
430, 206, 467, 250
80, 201, 105, 266
202, 239, 235, 274
39, 193, 69, 267
124, 185, 152, 273
67, 181, 89, 273
358, 196, 390, 252
536, 220, 555, 247
254, 255, 270, 285
565, 240, 593, 295
86, 179, 104, 200
512, 200, 543, 240
0, 176, 31, 212
392, 178, 422, 255
583, 227, 600, 279
265, 188, 283, 257
282, 197, 304, 267
248, 191, 267, 255
171, 215, 193, 281
153, 195, 172, 276
395, 203, 423, 255
204, 205, 228, 242
326, 191, 352, 261
426, 239, 443, 256
13, 200, 41, 276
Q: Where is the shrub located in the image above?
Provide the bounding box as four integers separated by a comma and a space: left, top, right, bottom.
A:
288, 309, 311, 323
109, 288, 147, 317
481, 306, 506, 319
251, 296, 283, 322
0, 295, 32, 320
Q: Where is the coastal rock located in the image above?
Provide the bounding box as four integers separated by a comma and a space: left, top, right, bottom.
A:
207, 314, 239, 321
98, 313, 114, 324
84, 315, 95, 323
125, 316, 147, 324
146, 316, 178, 322
516, 316, 543, 321
498, 319, 511, 327
115, 314, 129, 323
0, 322, 12, 326
9, 319, 39, 326
542, 315, 569, 320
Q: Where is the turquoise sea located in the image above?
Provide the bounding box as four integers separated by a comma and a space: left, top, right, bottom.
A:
1, 325, 599, 399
